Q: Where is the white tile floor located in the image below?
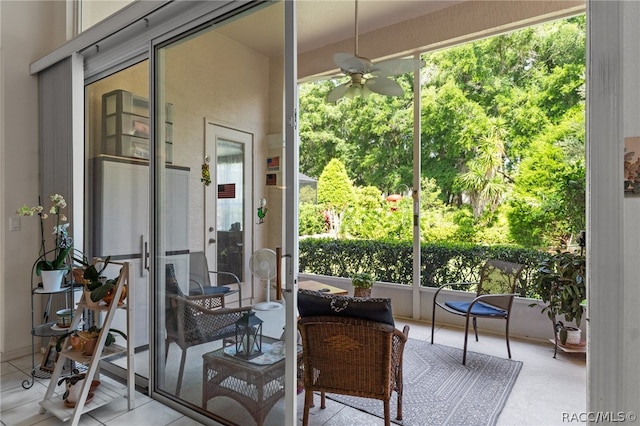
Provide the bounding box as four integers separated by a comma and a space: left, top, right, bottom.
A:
1, 319, 585, 426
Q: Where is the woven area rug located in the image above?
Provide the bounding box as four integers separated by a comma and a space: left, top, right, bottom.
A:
326, 339, 523, 425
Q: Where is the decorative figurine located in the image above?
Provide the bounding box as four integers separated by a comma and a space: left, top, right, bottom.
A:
257, 198, 267, 224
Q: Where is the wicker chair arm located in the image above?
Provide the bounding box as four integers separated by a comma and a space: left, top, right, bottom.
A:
393, 325, 409, 343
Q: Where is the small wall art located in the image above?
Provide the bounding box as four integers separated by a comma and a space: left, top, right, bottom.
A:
624, 136, 640, 195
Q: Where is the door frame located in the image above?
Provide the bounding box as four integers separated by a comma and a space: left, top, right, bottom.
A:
204, 121, 253, 302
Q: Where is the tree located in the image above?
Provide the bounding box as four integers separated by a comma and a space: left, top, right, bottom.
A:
317, 159, 354, 237
299, 15, 586, 249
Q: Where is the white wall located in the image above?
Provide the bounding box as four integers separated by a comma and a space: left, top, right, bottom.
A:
1, 0, 68, 358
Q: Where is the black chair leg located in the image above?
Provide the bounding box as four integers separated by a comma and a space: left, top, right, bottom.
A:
176, 348, 187, 396
473, 316, 479, 342
430, 302, 437, 344
463, 314, 472, 365
505, 317, 512, 359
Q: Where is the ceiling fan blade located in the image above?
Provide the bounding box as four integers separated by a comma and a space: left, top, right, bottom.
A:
371, 58, 425, 77
334, 52, 374, 74
327, 82, 352, 103
365, 77, 404, 97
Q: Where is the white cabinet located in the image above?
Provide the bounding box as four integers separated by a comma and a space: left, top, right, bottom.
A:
91, 156, 190, 347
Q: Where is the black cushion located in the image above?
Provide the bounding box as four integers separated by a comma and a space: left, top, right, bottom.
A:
298, 289, 394, 326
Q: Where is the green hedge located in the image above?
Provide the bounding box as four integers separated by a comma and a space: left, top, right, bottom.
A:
299, 238, 551, 298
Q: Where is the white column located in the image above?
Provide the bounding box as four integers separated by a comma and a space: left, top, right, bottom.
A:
588, 0, 640, 416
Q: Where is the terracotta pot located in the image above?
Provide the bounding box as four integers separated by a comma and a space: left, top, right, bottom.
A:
72, 268, 85, 284
354, 287, 371, 298
69, 335, 83, 352
103, 284, 126, 306
81, 337, 98, 356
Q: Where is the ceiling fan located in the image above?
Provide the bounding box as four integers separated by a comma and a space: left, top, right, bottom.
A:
326, 0, 425, 103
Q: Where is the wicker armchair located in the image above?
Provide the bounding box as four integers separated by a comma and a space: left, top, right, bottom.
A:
165, 264, 251, 396
297, 290, 409, 426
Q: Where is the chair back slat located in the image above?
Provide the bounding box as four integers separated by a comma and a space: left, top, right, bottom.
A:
189, 251, 212, 288
477, 259, 525, 311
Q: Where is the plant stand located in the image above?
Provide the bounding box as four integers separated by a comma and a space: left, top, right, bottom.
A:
38, 261, 134, 426
23, 263, 83, 390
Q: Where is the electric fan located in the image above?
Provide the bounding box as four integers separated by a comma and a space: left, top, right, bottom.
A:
250, 248, 282, 310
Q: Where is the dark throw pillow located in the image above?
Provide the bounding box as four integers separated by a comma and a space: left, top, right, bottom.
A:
297, 289, 394, 326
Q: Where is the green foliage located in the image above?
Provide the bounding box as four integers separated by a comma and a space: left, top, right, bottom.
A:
531, 250, 586, 327
299, 185, 317, 204
298, 203, 326, 236
351, 272, 375, 289
299, 238, 549, 296
317, 159, 353, 211
78, 256, 119, 302
299, 16, 585, 249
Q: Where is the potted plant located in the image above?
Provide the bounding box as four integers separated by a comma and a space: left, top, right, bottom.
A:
17, 194, 73, 291
57, 368, 101, 405
57, 369, 86, 403
351, 272, 375, 297
531, 250, 586, 346
76, 256, 122, 304
56, 325, 127, 355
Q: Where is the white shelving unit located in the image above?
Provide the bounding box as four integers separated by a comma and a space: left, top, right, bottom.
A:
38, 261, 134, 426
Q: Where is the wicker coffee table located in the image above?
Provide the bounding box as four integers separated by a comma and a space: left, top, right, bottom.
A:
202, 337, 298, 426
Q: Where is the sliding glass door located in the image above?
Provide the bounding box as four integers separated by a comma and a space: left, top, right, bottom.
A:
152, 2, 296, 424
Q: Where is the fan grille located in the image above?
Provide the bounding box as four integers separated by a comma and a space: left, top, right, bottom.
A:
250, 248, 276, 280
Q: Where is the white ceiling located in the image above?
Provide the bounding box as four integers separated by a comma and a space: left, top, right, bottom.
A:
217, 0, 584, 80
219, 1, 463, 57
296, 0, 461, 53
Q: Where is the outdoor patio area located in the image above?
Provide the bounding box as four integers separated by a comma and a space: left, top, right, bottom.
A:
1, 317, 585, 426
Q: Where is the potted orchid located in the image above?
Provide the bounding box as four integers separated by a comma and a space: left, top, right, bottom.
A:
17, 194, 73, 290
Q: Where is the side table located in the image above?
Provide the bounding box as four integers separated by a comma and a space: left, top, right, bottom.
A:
202, 336, 300, 426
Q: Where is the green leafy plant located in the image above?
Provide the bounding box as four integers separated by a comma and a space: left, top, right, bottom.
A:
530, 250, 586, 328
351, 272, 375, 289
76, 256, 118, 302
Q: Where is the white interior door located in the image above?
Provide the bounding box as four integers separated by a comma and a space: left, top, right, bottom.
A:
205, 123, 252, 300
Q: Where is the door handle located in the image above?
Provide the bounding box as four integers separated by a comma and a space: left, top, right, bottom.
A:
209, 238, 216, 244
144, 241, 149, 271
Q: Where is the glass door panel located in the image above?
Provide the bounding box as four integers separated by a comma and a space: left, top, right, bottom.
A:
153, 2, 289, 424
85, 61, 151, 386
205, 126, 252, 293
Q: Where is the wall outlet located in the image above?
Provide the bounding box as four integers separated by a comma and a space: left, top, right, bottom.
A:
9, 216, 20, 231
